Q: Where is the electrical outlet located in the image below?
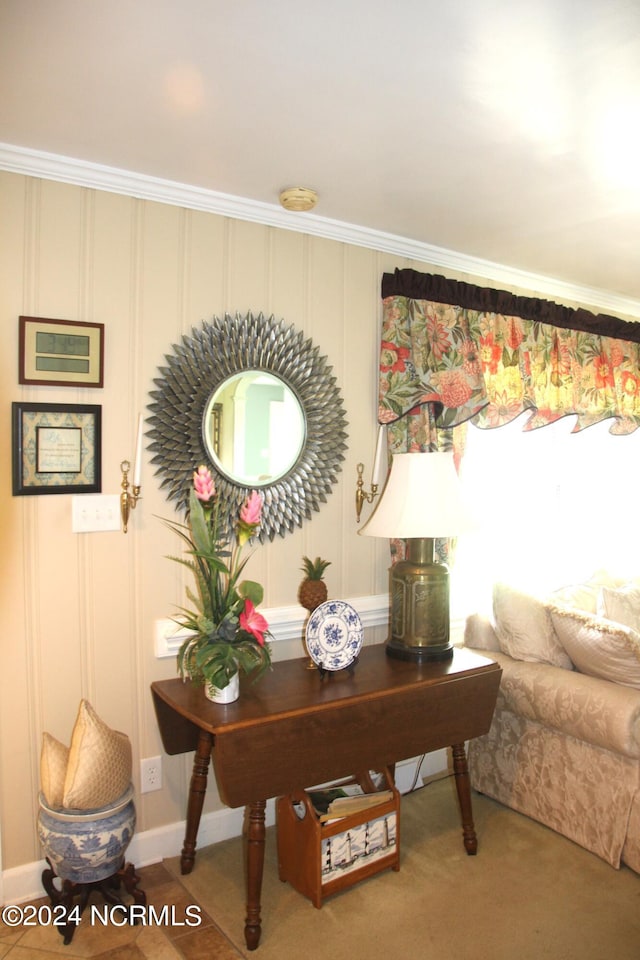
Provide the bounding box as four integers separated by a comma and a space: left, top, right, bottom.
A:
140, 756, 162, 793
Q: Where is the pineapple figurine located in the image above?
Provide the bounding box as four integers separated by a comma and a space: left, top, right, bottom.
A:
298, 556, 331, 612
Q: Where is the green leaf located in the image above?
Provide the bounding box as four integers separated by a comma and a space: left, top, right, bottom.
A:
188, 490, 213, 556
502, 346, 519, 368
237, 580, 264, 605
191, 551, 227, 574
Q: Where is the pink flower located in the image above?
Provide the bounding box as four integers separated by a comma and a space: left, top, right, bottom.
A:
193, 465, 215, 503
237, 491, 263, 546
240, 490, 262, 526
425, 313, 451, 361
239, 600, 268, 646
438, 370, 473, 408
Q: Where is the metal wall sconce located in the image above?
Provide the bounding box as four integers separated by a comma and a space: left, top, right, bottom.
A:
355, 463, 379, 523
355, 426, 386, 523
120, 414, 143, 533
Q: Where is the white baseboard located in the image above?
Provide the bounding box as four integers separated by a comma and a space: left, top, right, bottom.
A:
2, 754, 445, 906
2, 800, 275, 907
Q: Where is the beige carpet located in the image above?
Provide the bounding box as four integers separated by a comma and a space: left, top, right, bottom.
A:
168, 776, 640, 959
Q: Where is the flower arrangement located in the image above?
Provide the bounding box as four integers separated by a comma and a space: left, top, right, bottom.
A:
163, 465, 272, 691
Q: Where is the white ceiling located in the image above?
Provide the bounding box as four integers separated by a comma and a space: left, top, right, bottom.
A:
2, 0, 640, 312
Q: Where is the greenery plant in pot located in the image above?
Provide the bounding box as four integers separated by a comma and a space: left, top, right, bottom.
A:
163, 465, 272, 702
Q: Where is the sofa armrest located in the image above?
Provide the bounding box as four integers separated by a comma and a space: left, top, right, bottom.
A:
464, 613, 501, 652
482, 650, 640, 759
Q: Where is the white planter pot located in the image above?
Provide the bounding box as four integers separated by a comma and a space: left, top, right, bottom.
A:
205, 671, 240, 703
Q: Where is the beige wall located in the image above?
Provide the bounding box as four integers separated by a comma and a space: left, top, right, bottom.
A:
0, 171, 396, 873
1, 170, 635, 876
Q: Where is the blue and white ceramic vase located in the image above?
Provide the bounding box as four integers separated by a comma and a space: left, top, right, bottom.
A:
37, 784, 136, 884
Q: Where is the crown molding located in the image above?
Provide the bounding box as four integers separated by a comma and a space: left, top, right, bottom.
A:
2, 142, 639, 318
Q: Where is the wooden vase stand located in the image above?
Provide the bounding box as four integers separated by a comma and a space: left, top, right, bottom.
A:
41, 858, 146, 945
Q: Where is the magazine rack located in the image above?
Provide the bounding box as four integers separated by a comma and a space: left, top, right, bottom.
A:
276, 768, 400, 908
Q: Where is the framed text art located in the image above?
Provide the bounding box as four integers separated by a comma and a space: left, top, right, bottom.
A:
19, 316, 105, 387
12, 402, 102, 496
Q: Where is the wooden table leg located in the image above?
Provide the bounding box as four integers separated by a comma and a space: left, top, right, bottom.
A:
451, 742, 478, 855
243, 800, 266, 951
180, 728, 214, 874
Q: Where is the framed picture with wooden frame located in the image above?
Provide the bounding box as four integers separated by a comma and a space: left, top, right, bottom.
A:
12, 402, 102, 496
19, 316, 104, 387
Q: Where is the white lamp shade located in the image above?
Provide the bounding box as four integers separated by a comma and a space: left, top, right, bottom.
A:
358, 451, 474, 539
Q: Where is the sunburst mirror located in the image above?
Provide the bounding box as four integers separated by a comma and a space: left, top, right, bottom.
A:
147, 312, 348, 540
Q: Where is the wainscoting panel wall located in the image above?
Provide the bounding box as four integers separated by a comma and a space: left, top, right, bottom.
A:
0, 168, 627, 883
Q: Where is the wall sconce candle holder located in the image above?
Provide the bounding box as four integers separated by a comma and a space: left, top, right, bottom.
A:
355, 463, 379, 523
120, 460, 141, 533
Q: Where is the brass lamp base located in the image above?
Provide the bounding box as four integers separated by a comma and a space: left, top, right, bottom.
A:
386, 637, 453, 663
385, 538, 454, 663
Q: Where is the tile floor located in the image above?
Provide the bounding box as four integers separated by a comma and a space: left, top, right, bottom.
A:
0, 862, 243, 959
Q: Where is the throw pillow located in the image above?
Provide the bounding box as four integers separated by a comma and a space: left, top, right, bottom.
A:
40, 732, 69, 809
493, 583, 573, 669
600, 584, 640, 634
549, 605, 640, 690
550, 570, 625, 614
62, 699, 132, 810
550, 583, 600, 614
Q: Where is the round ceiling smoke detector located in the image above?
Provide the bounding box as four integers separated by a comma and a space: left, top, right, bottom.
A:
279, 187, 318, 212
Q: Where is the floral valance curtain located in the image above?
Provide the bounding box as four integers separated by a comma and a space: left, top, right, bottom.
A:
379, 268, 640, 446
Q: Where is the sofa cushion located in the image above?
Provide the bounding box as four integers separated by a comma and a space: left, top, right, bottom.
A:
62, 700, 132, 810
549, 606, 640, 690
467, 687, 640, 868
40, 733, 70, 809
493, 583, 573, 669
463, 613, 501, 652
467, 648, 640, 759
600, 584, 640, 634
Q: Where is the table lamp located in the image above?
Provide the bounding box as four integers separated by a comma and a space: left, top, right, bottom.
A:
358, 451, 473, 662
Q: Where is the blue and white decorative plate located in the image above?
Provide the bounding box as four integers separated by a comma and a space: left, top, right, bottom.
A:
306, 600, 363, 671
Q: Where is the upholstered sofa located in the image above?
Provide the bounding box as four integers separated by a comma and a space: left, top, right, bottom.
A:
464, 575, 640, 873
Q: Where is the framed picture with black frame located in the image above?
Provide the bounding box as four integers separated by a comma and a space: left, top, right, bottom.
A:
19, 316, 104, 388
12, 402, 102, 496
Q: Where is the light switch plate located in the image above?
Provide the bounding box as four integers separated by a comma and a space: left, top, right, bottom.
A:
71, 494, 120, 533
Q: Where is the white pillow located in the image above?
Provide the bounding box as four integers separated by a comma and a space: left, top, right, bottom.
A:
550, 583, 600, 614
549, 605, 640, 690
493, 583, 572, 669
600, 584, 640, 634
550, 570, 625, 614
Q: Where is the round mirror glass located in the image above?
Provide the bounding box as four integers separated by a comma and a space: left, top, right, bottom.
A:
203, 371, 306, 486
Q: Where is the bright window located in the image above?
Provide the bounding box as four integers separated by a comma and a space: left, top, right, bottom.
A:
450, 415, 640, 618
